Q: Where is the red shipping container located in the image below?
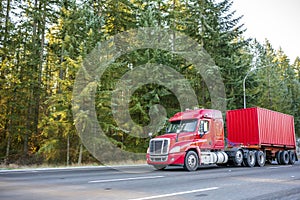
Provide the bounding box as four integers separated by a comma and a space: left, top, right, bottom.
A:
226, 107, 296, 148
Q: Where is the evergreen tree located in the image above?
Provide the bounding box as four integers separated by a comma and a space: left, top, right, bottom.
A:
39, 0, 104, 164
248, 40, 290, 112
1, 0, 299, 165
176, 0, 249, 110
291, 57, 300, 136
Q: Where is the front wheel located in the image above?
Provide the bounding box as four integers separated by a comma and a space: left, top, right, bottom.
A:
184, 151, 199, 171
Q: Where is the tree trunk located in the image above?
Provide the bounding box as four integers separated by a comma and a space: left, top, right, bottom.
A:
67, 134, 70, 166
3, 0, 12, 165
5, 131, 11, 166
78, 142, 83, 165
268, 70, 273, 108
24, 100, 31, 156
3, 0, 11, 58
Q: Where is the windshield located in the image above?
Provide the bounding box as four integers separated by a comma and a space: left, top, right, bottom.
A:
166, 120, 198, 133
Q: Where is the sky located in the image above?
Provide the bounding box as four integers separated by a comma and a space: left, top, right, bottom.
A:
232, 0, 300, 62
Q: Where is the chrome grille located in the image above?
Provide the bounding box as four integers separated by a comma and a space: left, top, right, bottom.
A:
150, 155, 168, 162
149, 139, 169, 155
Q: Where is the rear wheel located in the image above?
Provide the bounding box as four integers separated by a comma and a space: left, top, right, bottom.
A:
184, 151, 199, 171
280, 151, 289, 165
276, 151, 282, 165
244, 151, 256, 167
256, 150, 266, 167
288, 151, 296, 165
233, 150, 244, 166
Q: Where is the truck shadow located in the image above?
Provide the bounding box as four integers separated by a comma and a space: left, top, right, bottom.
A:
161, 164, 222, 172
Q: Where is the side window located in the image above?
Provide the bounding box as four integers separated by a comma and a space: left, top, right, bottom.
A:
203, 120, 209, 133
200, 120, 209, 134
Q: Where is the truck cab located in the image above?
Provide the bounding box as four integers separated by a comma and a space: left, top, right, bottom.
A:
146, 109, 228, 171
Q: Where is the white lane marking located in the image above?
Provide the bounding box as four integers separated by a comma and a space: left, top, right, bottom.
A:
268, 165, 293, 169
88, 175, 164, 183
128, 187, 219, 200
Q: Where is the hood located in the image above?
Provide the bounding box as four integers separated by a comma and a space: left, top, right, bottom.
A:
154, 133, 177, 140
155, 133, 177, 143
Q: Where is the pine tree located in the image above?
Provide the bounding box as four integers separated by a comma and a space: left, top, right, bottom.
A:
290, 57, 300, 137
1, 0, 298, 165
39, 0, 104, 164
248, 40, 290, 112
172, 0, 249, 110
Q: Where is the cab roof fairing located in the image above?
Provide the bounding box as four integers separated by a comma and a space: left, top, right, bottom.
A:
169, 109, 223, 122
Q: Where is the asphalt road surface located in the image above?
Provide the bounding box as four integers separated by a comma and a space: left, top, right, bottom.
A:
1, 162, 300, 200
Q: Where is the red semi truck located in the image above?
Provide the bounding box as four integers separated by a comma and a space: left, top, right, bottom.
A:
146, 107, 298, 171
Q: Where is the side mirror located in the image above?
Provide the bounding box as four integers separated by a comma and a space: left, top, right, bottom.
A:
148, 132, 153, 138
199, 121, 204, 137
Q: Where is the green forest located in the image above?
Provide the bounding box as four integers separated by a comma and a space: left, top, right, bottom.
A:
1, 0, 300, 166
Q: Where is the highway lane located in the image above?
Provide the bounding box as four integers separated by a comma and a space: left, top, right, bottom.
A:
1, 162, 300, 200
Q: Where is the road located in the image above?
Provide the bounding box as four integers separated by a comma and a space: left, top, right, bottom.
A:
1, 162, 300, 200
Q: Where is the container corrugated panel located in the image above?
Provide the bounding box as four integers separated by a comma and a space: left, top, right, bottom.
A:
226, 107, 296, 147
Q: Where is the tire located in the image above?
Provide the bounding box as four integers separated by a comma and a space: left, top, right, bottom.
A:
280, 151, 289, 165
256, 150, 266, 167
288, 151, 296, 165
276, 151, 282, 165
244, 151, 256, 167
233, 150, 244, 166
184, 151, 199, 171
153, 165, 167, 170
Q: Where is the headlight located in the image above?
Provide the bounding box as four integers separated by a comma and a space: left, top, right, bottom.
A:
169, 146, 181, 153
147, 147, 150, 154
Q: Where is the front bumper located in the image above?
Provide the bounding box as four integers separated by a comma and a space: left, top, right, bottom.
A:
147, 151, 185, 165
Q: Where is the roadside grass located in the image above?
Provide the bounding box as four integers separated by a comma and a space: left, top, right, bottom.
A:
0, 160, 147, 170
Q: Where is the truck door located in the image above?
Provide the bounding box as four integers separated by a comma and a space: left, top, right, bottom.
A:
199, 120, 213, 149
